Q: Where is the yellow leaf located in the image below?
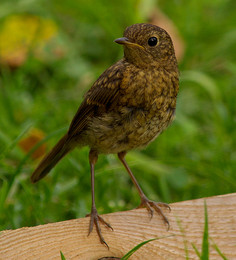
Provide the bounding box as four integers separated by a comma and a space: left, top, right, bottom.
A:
0, 14, 59, 67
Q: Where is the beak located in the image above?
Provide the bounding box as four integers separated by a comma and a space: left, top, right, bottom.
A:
114, 37, 130, 45
114, 37, 144, 49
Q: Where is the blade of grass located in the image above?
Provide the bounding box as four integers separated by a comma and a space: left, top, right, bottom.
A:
175, 216, 189, 260
121, 235, 174, 260
0, 123, 32, 160
181, 70, 221, 102
191, 200, 209, 259
126, 152, 171, 177
0, 70, 16, 125
60, 251, 67, 260
201, 200, 209, 260
192, 243, 201, 258
210, 238, 229, 260
0, 178, 9, 220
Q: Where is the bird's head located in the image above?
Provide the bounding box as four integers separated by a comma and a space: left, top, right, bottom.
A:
115, 23, 177, 69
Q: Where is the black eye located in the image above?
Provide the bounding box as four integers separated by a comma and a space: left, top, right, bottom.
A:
148, 37, 158, 46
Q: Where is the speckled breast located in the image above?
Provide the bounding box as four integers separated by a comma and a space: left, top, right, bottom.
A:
83, 65, 179, 154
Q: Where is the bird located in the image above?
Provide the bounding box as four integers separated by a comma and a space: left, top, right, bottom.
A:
31, 23, 179, 247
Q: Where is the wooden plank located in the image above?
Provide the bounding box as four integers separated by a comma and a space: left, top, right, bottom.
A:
0, 193, 235, 259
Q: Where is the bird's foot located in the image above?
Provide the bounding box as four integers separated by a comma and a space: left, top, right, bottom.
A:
87, 206, 113, 248
138, 195, 171, 230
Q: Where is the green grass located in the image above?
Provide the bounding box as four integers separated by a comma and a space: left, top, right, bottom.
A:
120, 202, 228, 259
60, 251, 66, 260
191, 201, 228, 260
0, 0, 235, 234
120, 235, 174, 260
191, 201, 209, 259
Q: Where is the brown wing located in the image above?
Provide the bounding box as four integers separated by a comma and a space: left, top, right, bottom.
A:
68, 61, 124, 138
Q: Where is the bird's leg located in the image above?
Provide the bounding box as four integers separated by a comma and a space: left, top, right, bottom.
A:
118, 151, 170, 229
87, 149, 113, 248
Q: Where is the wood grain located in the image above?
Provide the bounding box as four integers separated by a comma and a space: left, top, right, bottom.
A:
0, 193, 235, 259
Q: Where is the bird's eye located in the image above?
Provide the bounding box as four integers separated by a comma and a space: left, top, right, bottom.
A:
148, 37, 158, 46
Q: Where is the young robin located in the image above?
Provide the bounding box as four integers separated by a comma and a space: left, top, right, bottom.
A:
31, 23, 179, 247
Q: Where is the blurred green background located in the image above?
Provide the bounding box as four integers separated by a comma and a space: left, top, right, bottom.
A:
0, 0, 235, 230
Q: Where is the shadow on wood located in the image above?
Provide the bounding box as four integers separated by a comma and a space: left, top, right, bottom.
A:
0, 193, 235, 259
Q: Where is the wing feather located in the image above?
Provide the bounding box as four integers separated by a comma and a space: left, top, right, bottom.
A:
68, 61, 124, 137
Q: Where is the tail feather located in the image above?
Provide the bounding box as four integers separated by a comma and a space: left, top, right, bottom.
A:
31, 134, 72, 183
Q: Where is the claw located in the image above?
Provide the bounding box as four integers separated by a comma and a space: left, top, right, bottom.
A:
138, 198, 154, 219
98, 215, 114, 231
161, 202, 171, 212
139, 196, 170, 229
87, 207, 113, 248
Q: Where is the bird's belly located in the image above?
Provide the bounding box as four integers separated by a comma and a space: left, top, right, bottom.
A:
83, 108, 175, 154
